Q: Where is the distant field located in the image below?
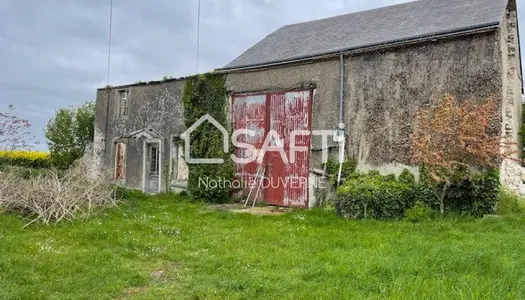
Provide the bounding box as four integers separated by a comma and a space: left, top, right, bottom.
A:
0, 151, 51, 169
0, 151, 49, 160
1, 193, 525, 299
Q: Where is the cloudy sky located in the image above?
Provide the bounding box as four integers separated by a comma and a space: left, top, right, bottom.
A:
1, 0, 524, 150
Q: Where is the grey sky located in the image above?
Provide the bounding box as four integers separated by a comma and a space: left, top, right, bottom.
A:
0, 0, 523, 150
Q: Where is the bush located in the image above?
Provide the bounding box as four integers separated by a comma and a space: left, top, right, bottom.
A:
496, 190, 525, 215
335, 168, 500, 220
0, 162, 117, 225
335, 173, 415, 220
405, 202, 433, 223
418, 168, 500, 217
0, 165, 54, 180
0, 151, 51, 169
448, 169, 500, 217
324, 159, 357, 179
367, 170, 381, 177
399, 169, 416, 184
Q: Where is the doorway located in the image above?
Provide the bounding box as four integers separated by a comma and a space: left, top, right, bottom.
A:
143, 141, 162, 193
231, 89, 312, 208
170, 138, 189, 186
114, 142, 126, 182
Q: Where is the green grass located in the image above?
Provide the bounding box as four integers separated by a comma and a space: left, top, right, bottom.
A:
1, 193, 525, 299
496, 190, 525, 216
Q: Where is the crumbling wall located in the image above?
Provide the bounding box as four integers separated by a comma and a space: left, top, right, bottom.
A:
93, 79, 187, 191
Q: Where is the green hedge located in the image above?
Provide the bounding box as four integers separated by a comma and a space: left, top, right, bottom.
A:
335, 173, 415, 220
335, 169, 500, 220
418, 168, 500, 217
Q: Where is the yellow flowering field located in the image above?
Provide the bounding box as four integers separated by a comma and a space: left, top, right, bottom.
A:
0, 151, 49, 160
0, 151, 51, 168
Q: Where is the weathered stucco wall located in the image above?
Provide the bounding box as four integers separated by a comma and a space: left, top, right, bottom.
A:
226, 31, 504, 177
93, 79, 186, 191
345, 32, 503, 173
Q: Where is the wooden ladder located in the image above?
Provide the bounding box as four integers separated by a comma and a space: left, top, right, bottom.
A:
244, 164, 266, 208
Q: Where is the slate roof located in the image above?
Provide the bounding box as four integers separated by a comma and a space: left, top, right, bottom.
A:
222, 0, 509, 70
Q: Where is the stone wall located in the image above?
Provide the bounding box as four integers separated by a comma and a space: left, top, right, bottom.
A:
499, 0, 524, 193
92, 79, 187, 191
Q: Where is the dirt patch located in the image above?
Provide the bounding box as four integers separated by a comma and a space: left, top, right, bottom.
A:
118, 263, 183, 299
119, 286, 150, 299
151, 262, 183, 281
151, 270, 166, 281
208, 204, 293, 216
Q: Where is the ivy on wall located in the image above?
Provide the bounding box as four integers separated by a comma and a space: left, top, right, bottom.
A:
183, 73, 233, 203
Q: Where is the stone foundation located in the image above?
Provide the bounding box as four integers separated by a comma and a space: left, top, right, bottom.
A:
501, 159, 525, 195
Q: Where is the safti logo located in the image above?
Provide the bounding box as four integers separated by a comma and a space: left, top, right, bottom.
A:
180, 114, 337, 165
180, 114, 229, 164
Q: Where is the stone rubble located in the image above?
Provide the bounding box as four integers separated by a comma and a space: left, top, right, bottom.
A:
501, 159, 525, 195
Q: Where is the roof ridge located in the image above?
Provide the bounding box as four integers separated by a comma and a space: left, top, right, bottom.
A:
282, 0, 423, 29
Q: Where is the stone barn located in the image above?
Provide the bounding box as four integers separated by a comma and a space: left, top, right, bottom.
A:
92, 0, 522, 207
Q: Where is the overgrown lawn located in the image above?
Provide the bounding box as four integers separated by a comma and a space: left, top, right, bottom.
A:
1, 193, 525, 299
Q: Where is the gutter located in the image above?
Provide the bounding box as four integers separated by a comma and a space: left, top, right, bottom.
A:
217, 22, 500, 73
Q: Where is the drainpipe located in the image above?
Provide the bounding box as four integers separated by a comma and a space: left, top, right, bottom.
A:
336, 52, 346, 187
338, 52, 345, 126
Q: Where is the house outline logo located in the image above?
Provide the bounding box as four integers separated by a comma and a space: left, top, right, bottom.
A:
180, 114, 229, 164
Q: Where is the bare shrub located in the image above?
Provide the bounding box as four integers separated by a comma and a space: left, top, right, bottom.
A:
0, 104, 36, 150
0, 170, 18, 210
0, 162, 118, 226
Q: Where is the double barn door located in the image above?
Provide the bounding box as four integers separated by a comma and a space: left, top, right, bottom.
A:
232, 90, 312, 208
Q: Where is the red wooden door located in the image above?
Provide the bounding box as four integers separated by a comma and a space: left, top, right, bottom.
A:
232, 94, 267, 196
232, 90, 312, 208
114, 143, 126, 180
265, 90, 312, 208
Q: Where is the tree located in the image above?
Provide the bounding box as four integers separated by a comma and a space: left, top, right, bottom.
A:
46, 102, 95, 169
0, 105, 34, 150
410, 95, 505, 215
